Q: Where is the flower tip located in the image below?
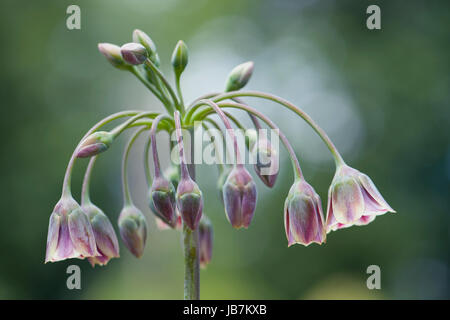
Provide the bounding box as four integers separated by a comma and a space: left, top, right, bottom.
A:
120, 42, 148, 65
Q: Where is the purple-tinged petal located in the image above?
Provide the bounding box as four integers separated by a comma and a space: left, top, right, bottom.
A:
331, 177, 365, 224
359, 174, 395, 213
68, 208, 99, 258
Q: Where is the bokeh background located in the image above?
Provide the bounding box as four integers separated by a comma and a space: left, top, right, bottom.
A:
0, 0, 448, 299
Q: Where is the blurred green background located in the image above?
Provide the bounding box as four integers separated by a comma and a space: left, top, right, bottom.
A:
0, 0, 448, 299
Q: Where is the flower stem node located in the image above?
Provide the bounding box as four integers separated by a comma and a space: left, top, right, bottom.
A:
120, 43, 148, 65
176, 177, 203, 230
76, 131, 113, 158
118, 205, 148, 258
284, 179, 326, 247
225, 61, 254, 92
82, 203, 120, 267
150, 177, 177, 228
45, 196, 99, 263
222, 166, 257, 229
97, 43, 130, 70
199, 215, 213, 269
171, 40, 188, 78
326, 165, 395, 232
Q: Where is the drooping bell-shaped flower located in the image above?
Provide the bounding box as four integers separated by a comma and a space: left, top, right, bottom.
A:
76, 131, 113, 158
150, 176, 177, 228
326, 165, 395, 232
118, 205, 147, 258
284, 179, 326, 246
176, 177, 203, 230
82, 203, 120, 267
45, 196, 99, 263
252, 137, 279, 188
199, 216, 213, 269
120, 43, 148, 65
222, 165, 258, 229
216, 166, 232, 203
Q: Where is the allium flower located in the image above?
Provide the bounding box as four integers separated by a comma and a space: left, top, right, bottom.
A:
222, 165, 257, 229
118, 205, 147, 258
176, 177, 203, 230
284, 179, 326, 246
45, 197, 99, 263
82, 203, 120, 267
326, 165, 395, 232
199, 216, 213, 268
150, 176, 177, 228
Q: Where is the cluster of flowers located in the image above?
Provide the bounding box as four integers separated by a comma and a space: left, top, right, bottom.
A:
45, 29, 395, 269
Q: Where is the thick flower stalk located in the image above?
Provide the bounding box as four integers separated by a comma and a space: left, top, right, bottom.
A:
44, 28, 395, 300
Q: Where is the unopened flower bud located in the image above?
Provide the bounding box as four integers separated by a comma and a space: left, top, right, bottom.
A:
132, 29, 160, 66
118, 205, 147, 258
150, 176, 177, 227
171, 40, 188, 78
225, 61, 254, 92
199, 215, 213, 268
284, 179, 326, 246
326, 165, 395, 232
76, 131, 113, 158
45, 196, 99, 263
83, 203, 120, 267
222, 166, 257, 229
176, 178, 203, 230
120, 43, 148, 65
98, 43, 129, 70
252, 138, 279, 188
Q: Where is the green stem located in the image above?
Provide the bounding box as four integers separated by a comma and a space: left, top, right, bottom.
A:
199, 102, 303, 179
145, 59, 181, 112
150, 115, 173, 178
122, 127, 149, 206
61, 111, 143, 197
130, 67, 173, 113
175, 76, 185, 112
81, 156, 97, 205
189, 91, 345, 167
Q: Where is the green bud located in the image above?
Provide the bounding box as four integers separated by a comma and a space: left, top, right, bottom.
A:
171, 40, 188, 78
225, 61, 254, 92
132, 29, 160, 66
76, 131, 114, 158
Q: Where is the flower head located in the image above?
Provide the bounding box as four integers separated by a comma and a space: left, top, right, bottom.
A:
326, 165, 395, 232
222, 165, 257, 229
118, 205, 147, 258
176, 177, 203, 230
82, 203, 120, 267
98, 43, 129, 70
284, 179, 326, 246
76, 131, 113, 158
150, 176, 177, 228
120, 43, 148, 65
45, 196, 99, 263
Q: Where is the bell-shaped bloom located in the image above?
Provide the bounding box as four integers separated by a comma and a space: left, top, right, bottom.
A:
82, 203, 120, 267
199, 216, 213, 269
176, 177, 203, 230
76, 131, 113, 158
120, 43, 148, 65
284, 179, 326, 246
118, 205, 147, 258
216, 167, 232, 204
222, 165, 257, 229
150, 176, 177, 228
326, 165, 395, 232
252, 137, 279, 188
45, 196, 99, 263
